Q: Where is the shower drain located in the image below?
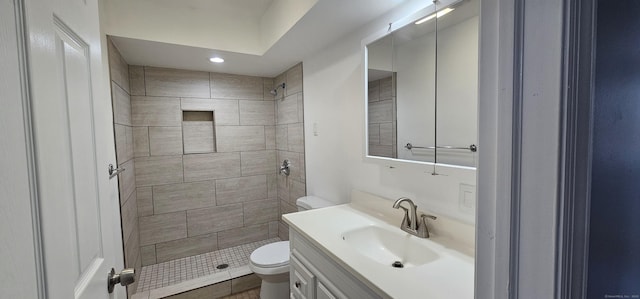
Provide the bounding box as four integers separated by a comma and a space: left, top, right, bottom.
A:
216, 263, 229, 269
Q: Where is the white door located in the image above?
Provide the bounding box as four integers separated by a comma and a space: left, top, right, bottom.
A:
23, 0, 126, 297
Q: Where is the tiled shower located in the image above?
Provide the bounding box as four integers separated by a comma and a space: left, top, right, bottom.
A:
107, 38, 306, 297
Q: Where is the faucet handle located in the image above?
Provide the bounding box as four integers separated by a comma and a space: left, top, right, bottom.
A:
417, 214, 437, 238
421, 214, 437, 221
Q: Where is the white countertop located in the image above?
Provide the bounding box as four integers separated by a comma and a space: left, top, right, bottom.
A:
283, 191, 474, 299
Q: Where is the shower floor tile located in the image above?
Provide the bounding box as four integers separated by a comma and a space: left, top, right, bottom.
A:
136, 238, 280, 293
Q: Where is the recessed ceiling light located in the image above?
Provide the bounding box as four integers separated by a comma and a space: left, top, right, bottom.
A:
414, 7, 454, 25
209, 57, 224, 63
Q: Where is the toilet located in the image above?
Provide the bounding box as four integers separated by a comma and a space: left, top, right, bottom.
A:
249, 196, 336, 299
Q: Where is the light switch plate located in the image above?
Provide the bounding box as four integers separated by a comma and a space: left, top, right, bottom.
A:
459, 183, 476, 213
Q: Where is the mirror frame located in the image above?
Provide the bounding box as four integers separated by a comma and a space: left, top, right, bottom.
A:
362, 0, 477, 172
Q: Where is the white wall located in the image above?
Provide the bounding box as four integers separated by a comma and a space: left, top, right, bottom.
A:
303, 0, 476, 224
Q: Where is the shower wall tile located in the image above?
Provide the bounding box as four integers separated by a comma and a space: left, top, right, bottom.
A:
265, 126, 276, 149
155, 233, 218, 263
129, 65, 145, 96
239, 100, 275, 125
152, 181, 215, 214
288, 180, 306, 207
121, 190, 138, 242
276, 125, 288, 151
118, 159, 136, 205
140, 245, 157, 266
243, 199, 278, 226
379, 76, 394, 100
240, 150, 276, 176
368, 99, 394, 123
379, 122, 393, 146
277, 175, 289, 203
277, 151, 303, 182
210, 73, 263, 100
114, 124, 128, 163
217, 223, 269, 249
133, 127, 150, 157
215, 126, 265, 152
180, 98, 239, 126
285, 63, 303, 96
368, 79, 380, 102
287, 123, 304, 153
139, 211, 187, 246
112, 82, 131, 126
137, 187, 153, 217
135, 155, 184, 187
368, 124, 380, 145
183, 152, 240, 182
108, 39, 130, 94
276, 94, 299, 125
297, 95, 304, 123
149, 126, 183, 156
263, 78, 274, 100
267, 174, 277, 199
187, 204, 243, 236
215, 175, 268, 205
269, 221, 279, 238
131, 97, 181, 126
182, 121, 215, 154
145, 67, 210, 98
278, 221, 289, 241
124, 220, 140, 266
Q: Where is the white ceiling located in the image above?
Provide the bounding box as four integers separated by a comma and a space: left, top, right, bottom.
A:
109, 0, 408, 77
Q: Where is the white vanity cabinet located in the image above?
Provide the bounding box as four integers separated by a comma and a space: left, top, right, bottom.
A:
289, 230, 385, 299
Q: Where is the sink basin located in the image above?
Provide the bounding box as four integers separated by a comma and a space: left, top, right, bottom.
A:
340, 226, 440, 268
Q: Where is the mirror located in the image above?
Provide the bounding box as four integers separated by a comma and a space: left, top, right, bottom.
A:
365, 0, 479, 167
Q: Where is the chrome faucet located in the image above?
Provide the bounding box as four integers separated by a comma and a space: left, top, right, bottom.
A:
392, 197, 437, 238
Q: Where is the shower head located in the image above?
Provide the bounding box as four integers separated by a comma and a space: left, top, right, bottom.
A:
270, 83, 286, 96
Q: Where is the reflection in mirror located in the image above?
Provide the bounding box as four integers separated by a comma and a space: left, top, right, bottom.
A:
365, 0, 479, 167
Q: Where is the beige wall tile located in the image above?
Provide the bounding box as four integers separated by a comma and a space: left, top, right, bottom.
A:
164, 281, 231, 299
263, 78, 274, 100
368, 99, 394, 123
239, 100, 275, 125
180, 98, 239, 126
139, 211, 187, 246
135, 156, 184, 187
216, 175, 267, 205
215, 126, 265, 152
133, 127, 150, 157
153, 181, 215, 214
187, 204, 243, 236
210, 73, 263, 100
368, 79, 380, 102
288, 179, 306, 207
275, 125, 288, 151
277, 151, 304, 182
379, 76, 394, 100
274, 72, 286, 89
240, 150, 276, 176
137, 187, 153, 217
297, 94, 304, 122
276, 94, 298, 125
369, 144, 394, 158
285, 64, 302, 96
277, 174, 289, 203
108, 39, 130, 94
287, 123, 304, 153
155, 233, 218, 263
369, 124, 380, 145
269, 221, 279, 238
145, 67, 210, 98
123, 220, 140, 267
121, 190, 138, 242
299, 152, 306, 183
217, 223, 269, 249
112, 82, 131, 126
114, 124, 128, 163
265, 126, 276, 150
129, 65, 145, 96
267, 174, 277, 199
278, 221, 289, 241
243, 199, 278, 226
183, 121, 215, 154
231, 274, 261, 293
183, 152, 240, 182
140, 245, 156, 266
379, 122, 394, 146
131, 96, 181, 126
118, 159, 136, 206
148, 126, 183, 156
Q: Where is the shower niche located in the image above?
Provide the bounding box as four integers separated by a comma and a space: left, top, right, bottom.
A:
182, 110, 216, 154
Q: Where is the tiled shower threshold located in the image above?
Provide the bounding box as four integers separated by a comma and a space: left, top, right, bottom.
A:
132, 238, 280, 299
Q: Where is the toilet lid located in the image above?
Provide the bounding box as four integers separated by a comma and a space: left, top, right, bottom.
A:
250, 241, 290, 268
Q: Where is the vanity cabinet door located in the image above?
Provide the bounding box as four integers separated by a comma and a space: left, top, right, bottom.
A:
317, 281, 341, 299
291, 255, 316, 299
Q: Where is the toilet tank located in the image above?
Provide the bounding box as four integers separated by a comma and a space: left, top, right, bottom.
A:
296, 196, 335, 211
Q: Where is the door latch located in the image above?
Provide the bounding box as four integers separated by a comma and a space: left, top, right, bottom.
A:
107, 267, 135, 293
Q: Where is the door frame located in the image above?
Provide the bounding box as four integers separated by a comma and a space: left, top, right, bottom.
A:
1, 0, 45, 298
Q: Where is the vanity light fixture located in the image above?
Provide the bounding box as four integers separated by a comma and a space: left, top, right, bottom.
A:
414, 7, 454, 25
209, 57, 224, 63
